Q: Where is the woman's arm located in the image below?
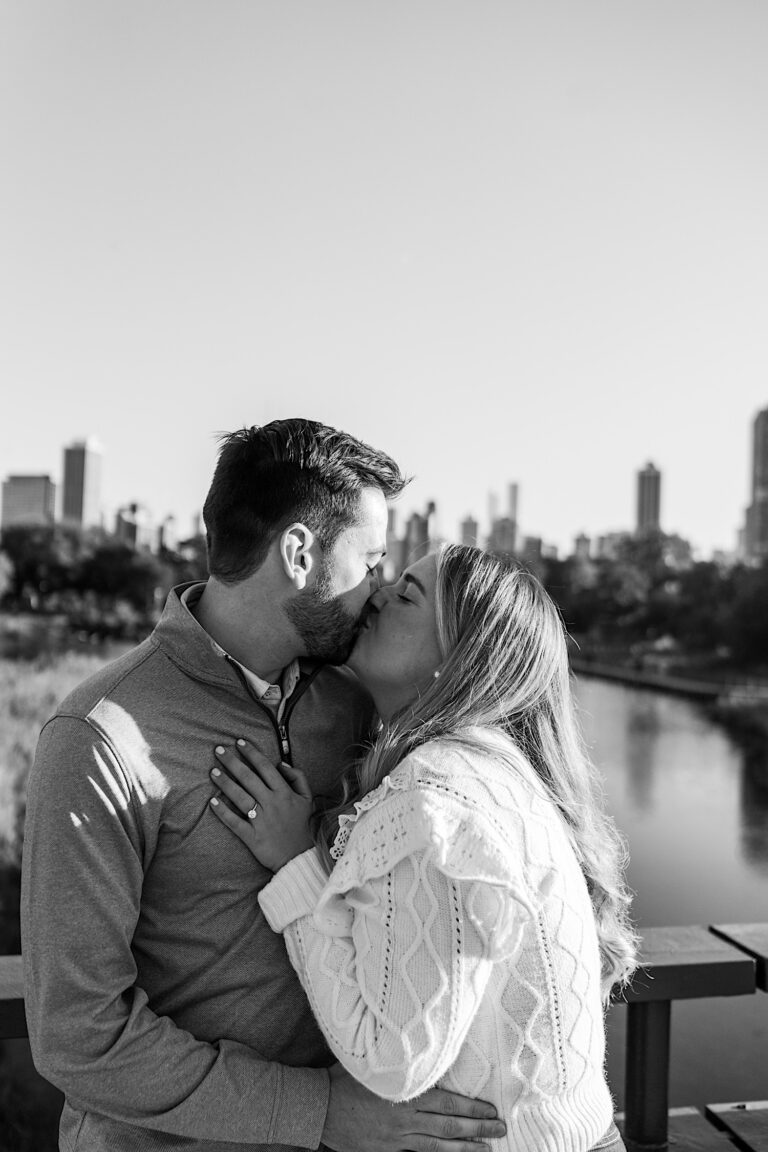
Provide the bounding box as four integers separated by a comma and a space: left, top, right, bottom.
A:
258, 833, 511, 1101
209, 739, 528, 1102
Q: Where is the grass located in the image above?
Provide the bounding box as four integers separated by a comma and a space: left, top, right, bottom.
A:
0, 653, 111, 865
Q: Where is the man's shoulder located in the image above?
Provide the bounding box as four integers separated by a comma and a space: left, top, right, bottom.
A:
56, 637, 162, 722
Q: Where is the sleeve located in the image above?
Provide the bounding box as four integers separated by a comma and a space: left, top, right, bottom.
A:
258, 777, 537, 1102
20, 715, 329, 1148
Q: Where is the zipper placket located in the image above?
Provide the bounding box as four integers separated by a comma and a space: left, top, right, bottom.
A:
224, 656, 321, 766
277, 722, 290, 761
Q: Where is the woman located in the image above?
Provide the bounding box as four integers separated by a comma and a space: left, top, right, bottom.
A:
210, 545, 637, 1152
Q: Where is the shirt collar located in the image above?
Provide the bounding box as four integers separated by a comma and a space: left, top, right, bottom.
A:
180, 583, 301, 704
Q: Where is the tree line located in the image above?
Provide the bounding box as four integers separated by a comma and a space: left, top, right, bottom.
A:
1, 524, 767, 668
539, 531, 768, 670
0, 524, 207, 642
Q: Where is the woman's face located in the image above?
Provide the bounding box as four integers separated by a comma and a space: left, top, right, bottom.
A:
347, 553, 443, 714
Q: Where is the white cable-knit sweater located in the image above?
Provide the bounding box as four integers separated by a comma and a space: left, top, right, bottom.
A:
258, 738, 614, 1152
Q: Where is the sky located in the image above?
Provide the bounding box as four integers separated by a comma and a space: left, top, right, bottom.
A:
2, 0, 767, 557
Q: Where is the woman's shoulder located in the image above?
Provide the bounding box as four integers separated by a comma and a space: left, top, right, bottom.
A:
330, 736, 492, 858
396, 730, 547, 813
332, 731, 549, 863
325, 732, 557, 910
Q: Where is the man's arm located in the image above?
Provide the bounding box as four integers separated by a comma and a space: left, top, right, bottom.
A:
21, 715, 329, 1147
322, 1067, 507, 1152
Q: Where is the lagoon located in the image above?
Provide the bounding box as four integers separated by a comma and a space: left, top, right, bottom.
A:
577, 676, 768, 1108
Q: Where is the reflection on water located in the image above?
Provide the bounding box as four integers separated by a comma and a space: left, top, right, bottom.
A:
575, 677, 768, 923
574, 676, 768, 1109
740, 747, 768, 873
624, 696, 663, 812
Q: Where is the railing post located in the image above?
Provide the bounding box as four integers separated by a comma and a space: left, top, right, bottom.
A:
623, 1000, 671, 1151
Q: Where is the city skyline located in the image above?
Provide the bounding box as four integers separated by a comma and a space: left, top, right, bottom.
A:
3, 3, 768, 556
3, 416, 765, 562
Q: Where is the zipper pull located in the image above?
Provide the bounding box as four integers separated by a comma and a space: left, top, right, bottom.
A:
278, 723, 291, 762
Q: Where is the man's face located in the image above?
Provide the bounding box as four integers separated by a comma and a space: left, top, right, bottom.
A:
285, 486, 388, 663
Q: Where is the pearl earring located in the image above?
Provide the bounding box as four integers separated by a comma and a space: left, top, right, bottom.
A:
433, 670, 441, 679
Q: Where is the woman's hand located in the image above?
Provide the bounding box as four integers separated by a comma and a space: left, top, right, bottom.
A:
209, 739, 315, 871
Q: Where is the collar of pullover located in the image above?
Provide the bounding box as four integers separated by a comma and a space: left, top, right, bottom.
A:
150, 581, 319, 693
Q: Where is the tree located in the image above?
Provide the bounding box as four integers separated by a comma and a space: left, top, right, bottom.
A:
726, 564, 768, 667
76, 544, 164, 613
0, 524, 83, 605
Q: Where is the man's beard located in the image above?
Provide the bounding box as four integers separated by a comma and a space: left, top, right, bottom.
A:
285, 572, 360, 664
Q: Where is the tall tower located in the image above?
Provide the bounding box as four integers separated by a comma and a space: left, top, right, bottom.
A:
636, 462, 661, 534
1, 475, 56, 527
488, 491, 499, 531
508, 483, 518, 522
460, 515, 479, 546
62, 437, 102, 527
745, 407, 768, 561
404, 502, 437, 562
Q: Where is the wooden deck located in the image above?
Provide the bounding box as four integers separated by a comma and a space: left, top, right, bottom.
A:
615, 922, 768, 1150
2, 923, 768, 1150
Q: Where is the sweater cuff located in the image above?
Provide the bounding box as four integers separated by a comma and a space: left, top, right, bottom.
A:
272, 1064, 330, 1148
259, 848, 329, 932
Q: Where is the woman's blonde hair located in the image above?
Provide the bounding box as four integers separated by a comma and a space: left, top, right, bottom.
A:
317, 543, 638, 999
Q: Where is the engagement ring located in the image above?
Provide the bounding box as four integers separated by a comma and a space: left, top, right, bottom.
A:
247, 804, 258, 820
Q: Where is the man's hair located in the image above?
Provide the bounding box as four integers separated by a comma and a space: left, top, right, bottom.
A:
202, 418, 407, 583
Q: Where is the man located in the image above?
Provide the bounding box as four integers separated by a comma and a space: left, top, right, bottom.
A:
21, 420, 507, 1152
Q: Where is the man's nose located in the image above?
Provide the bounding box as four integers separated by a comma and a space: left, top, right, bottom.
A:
368, 566, 382, 591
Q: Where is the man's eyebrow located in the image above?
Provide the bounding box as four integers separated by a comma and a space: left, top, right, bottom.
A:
404, 572, 426, 595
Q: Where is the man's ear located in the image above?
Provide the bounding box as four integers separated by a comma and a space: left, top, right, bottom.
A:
279, 523, 316, 591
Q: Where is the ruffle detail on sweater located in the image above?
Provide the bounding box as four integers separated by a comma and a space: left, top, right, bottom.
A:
331, 762, 421, 859
320, 757, 556, 951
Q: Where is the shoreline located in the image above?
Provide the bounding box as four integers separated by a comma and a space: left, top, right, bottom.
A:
571, 658, 768, 747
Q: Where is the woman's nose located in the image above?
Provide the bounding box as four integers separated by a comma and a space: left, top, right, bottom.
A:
368, 587, 387, 611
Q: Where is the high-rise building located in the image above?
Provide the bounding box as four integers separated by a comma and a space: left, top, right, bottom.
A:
402, 502, 437, 563
1, 474, 56, 527
573, 532, 591, 560
115, 503, 155, 551
158, 515, 178, 553
460, 515, 479, 546
488, 491, 499, 530
487, 517, 517, 557
62, 437, 103, 527
508, 483, 519, 522
745, 407, 768, 562
636, 462, 661, 534
596, 532, 630, 561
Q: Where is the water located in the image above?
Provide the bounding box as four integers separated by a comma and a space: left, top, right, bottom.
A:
575, 676, 768, 1109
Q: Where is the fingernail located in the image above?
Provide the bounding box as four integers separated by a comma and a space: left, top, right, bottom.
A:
237, 738, 246, 747
215, 746, 225, 755
211, 767, 220, 777
210, 797, 219, 806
